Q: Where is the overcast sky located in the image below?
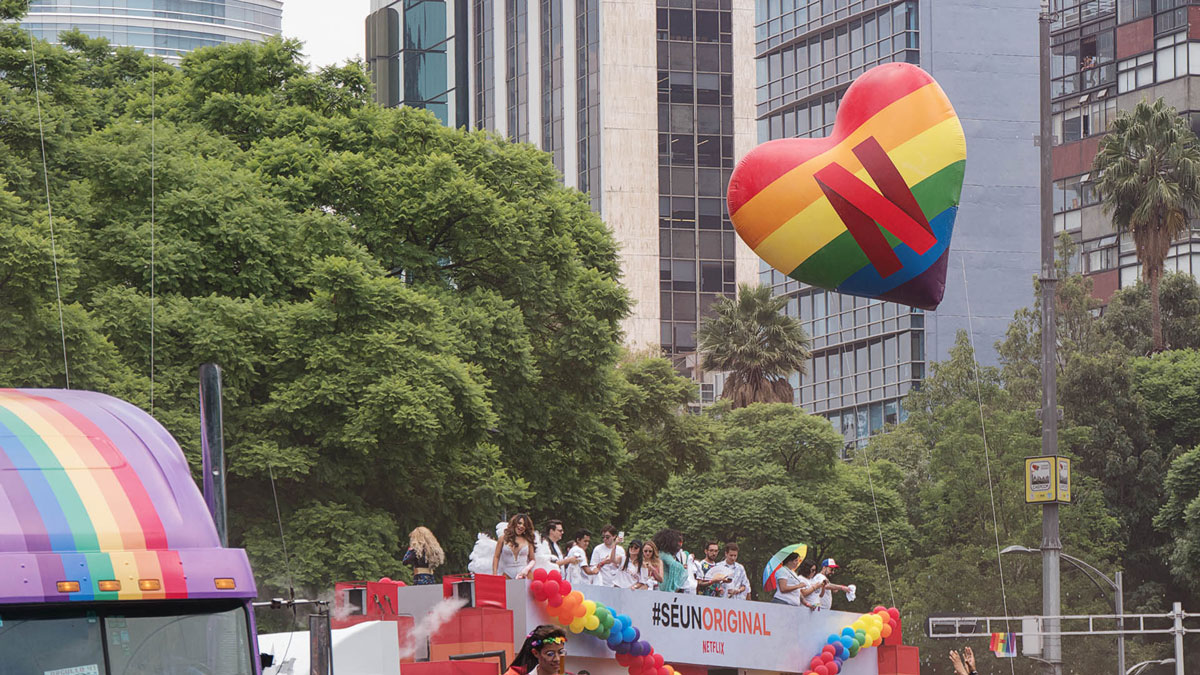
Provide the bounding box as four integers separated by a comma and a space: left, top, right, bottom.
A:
281, 0, 372, 69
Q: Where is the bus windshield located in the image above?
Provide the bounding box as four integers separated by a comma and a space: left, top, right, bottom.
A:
0, 600, 253, 675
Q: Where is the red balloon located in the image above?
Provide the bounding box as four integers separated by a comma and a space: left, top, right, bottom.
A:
821, 652, 834, 663
616, 653, 632, 667
547, 594, 563, 607
811, 657, 824, 670
652, 653, 665, 667
544, 580, 560, 597
657, 668, 670, 675
822, 645, 836, 655
827, 661, 840, 675
530, 580, 545, 598
814, 666, 829, 675
888, 607, 901, 622
547, 569, 562, 582
560, 580, 573, 596
532, 568, 549, 582
873, 605, 887, 614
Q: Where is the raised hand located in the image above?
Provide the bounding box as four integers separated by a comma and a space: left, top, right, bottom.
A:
949, 650, 969, 675
964, 646, 976, 671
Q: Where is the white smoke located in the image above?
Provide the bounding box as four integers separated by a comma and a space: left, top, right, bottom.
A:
397, 596, 469, 660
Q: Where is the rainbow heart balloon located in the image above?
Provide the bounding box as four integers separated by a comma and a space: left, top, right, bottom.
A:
727, 63, 966, 310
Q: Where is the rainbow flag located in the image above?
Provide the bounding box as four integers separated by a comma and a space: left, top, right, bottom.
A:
990, 632, 1017, 657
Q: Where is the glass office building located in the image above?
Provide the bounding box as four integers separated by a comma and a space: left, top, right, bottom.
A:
367, 0, 468, 126
755, 0, 1041, 451
20, 0, 282, 62
369, 0, 760, 352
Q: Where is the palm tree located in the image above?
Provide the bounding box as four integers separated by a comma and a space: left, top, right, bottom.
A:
697, 283, 811, 408
1093, 98, 1200, 351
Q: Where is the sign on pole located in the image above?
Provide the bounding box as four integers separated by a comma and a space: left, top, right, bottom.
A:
1025, 455, 1071, 504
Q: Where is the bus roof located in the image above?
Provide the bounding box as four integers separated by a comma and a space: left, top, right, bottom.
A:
0, 389, 255, 604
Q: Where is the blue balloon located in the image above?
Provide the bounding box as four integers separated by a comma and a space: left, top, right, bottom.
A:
617, 614, 632, 629
622, 627, 636, 643
606, 633, 622, 649
841, 627, 855, 638
827, 635, 840, 645
841, 636, 855, 651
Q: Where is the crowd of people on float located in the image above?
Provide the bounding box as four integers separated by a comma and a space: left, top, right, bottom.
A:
406, 514, 853, 609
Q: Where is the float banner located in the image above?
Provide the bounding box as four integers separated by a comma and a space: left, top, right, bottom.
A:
522, 583, 878, 673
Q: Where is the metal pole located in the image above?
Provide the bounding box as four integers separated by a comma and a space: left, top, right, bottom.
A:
198, 363, 228, 547
1116, 571, 1125, 675
1038, 4, 1062, 675
309, 612, 333, 675
1172, 602, 1185, 675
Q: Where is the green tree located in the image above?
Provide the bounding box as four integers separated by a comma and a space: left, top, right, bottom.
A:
1100, 273, 1200, 355
0, 31, 657, 596
1156, 443, 1200, 595
630, 403, 912, 607
697, 283, 810, 408
1093, 98, 1200, 351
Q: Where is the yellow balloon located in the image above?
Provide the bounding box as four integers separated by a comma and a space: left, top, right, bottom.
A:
585, 615, 600, 631
583, 600, 597, 613
569, 619, 584, 633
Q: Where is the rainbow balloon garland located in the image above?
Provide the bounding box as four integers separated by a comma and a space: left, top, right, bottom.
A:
529, 568, 678, 675
530, 567, 901, 675
804, 605, 902, 675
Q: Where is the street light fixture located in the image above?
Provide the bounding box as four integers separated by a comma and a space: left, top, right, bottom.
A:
1000, 545, 1124, 675
1126, 658, 1175, 675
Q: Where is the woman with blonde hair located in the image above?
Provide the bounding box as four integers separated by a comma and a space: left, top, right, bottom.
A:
403, 526, 445, 585
493, 513, 537, 579
636, 540, 662, 590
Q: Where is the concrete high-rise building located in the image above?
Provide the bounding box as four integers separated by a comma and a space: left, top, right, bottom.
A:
755, 0, 1041, 450
366, 0, 761, 357
1050, 0, 1200, 296
19, 0, 282, 63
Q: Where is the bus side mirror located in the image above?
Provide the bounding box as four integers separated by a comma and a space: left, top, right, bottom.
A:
260, 653, 275, 669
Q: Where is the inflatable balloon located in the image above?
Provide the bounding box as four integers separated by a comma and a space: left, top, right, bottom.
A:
727, 62, 965, 310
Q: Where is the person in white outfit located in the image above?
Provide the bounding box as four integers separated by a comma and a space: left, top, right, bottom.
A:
492, 513, 536, 579
563, 529, 598, 586
589, 525, 627, 587
713, 542, 750, 599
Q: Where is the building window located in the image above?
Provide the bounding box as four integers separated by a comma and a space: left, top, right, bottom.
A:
1155, 30, 1188, 82
474, 0, 495, 129
1051, 25, 1115, 98
1053, 173, 1099, 232
541, 0, 565, 172
1052, 95, 1116, 143
506, 0, 529, 141
577, 0, 601, 210
1116, 53, 1155, 92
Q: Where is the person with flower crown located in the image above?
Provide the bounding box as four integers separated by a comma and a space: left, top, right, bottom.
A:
504, 625, 569, 675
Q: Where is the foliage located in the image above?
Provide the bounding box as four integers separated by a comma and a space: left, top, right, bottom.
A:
1093, 98, 1200, 350
697, 283, 811, 407
1156, 443, 1200, 595
630, 402, 913, 609
1100, 273, 1200, 354
0, 32, 668, 597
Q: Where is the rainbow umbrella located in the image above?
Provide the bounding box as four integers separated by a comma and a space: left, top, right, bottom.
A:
761, 543, 807, 593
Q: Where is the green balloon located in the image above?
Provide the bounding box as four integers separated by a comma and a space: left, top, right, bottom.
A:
849, 643, 860, 657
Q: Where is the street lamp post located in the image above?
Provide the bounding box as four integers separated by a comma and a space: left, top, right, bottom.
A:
1001, 545, 1125, 675
1037, 1, 1062, 673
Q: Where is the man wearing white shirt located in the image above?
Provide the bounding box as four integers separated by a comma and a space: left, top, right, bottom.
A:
589, 525, 626, 587
564, 529, 597, 587
817, 558, 850, 610
713, 542, 749, 599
